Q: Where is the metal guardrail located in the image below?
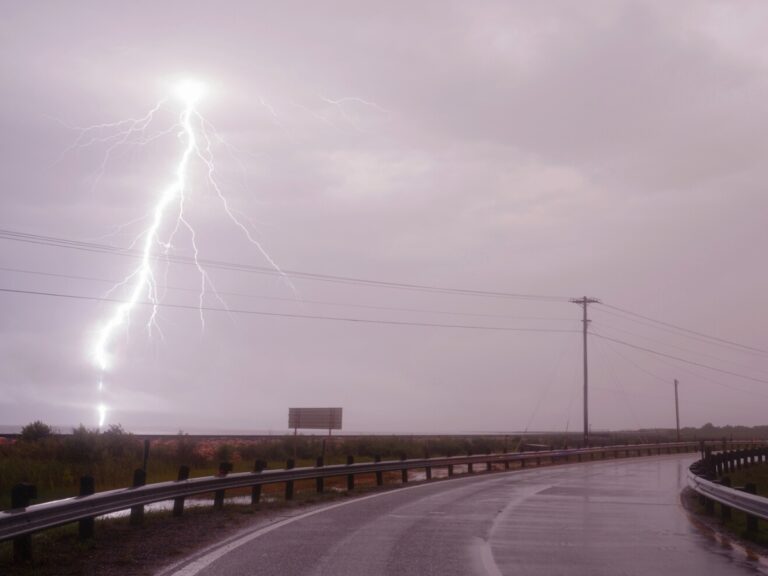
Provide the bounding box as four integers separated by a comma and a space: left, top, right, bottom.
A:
0, 440, 707, 543
687, 445, 768, 521
687, 471, 768, 521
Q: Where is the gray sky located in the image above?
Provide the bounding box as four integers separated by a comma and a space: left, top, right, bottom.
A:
2, 1, 768, 434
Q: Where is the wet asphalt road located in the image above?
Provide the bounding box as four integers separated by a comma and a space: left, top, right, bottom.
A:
162, 455, 768, 576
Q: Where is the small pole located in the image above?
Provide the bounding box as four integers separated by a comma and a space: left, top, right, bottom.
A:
11, 483, 36, 562
214, 462, 232, 510
285, 459, 295, 500
130, 469, 146, 525
375, 455, 383, 486
252, 460, 266, 505
78, 477, 95, 539
745, 483, 759, 533
674, 379, 681, 442
720, 476, 732, 521
346, 455, 355, 491
173, 466, 190, 516
316, 456, 325, 493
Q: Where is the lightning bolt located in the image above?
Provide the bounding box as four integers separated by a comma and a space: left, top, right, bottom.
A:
81, 79, 295, 427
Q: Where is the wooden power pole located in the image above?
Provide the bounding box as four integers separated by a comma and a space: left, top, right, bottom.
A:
570, 297, 600, 447
674, 379, 680, 441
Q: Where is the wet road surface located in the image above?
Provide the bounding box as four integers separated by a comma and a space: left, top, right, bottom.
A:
161, 455, 768, 576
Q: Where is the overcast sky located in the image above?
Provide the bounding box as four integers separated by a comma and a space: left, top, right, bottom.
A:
2, 1, 768, 434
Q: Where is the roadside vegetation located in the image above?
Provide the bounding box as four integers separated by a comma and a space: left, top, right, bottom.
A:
0, 420, 744, 510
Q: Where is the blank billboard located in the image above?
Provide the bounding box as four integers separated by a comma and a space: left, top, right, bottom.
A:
288, 407, 343, 431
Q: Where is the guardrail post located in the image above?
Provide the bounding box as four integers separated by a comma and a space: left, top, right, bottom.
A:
173, 465, 190, 516
448, 463, 455, 477
11, 483, 36, 562
424, 450, 433, 479
468, 453, 474, 474
375, 455, 383, 486
486, 459, 492, 472
316, 457, 325, 493
705, 495, 715, 515
130, 469, 146, 526
78, 476, 95, 540
346, 456, 355, 491
252, 460, 266, 505
720, 477, 732, 521
745, 483, 759, 533
401, 454, 408, 483
214, 462, 233, 510
285, 459, 295, 500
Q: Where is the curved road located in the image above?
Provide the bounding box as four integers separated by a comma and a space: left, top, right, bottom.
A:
160, 455, 768, 576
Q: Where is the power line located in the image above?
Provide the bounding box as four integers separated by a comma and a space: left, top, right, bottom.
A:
592, 332, 768, 385
0, 228, 569, 302
0, 265, 574, 323
599, 337, 669, 385
598, 302, 768, 356
594, 306, 768, 359
593, 319, 768, 378
0, 286, 580, 334
601, 333, 768, 401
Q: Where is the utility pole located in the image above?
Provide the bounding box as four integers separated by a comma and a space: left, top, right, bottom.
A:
570, 296, 600, 447
674, 379, 680, 442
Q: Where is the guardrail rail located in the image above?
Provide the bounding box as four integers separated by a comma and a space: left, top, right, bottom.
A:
688, 445, 768, 532
0, 439, 744, 562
